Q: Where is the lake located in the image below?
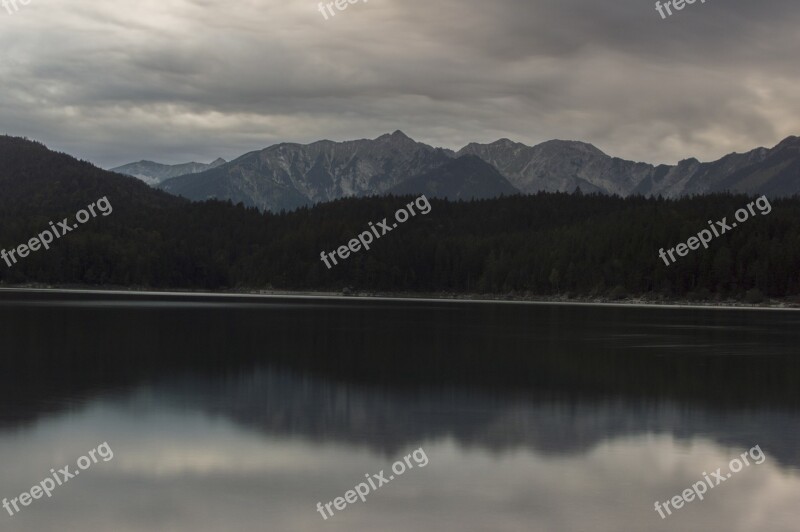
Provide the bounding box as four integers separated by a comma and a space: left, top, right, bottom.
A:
1, 289, 799, 531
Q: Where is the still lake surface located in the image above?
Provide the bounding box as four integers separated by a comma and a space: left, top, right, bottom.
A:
1, 289, 799, 531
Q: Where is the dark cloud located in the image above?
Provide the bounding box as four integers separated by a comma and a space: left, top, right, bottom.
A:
0, 0, 798, 167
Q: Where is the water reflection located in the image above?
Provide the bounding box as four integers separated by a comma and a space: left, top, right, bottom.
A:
1, 369, 799, 531
1, 290, 800, 530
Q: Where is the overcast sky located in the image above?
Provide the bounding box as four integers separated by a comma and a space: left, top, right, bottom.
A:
1, 0, 799, 168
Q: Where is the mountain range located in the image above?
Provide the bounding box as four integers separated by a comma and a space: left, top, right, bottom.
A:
109, 131, 800, 211
111, 157, 227, 186
3, 134, 799, 299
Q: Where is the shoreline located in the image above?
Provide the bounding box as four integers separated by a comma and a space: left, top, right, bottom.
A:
1, 284, 798, 310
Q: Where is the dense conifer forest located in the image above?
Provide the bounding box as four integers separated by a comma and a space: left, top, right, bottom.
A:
1, 136, 798, 300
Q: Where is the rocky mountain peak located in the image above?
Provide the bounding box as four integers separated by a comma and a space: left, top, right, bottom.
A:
772, 135, 800, 153
532, 139, 606, 157
374, 130, 419, 149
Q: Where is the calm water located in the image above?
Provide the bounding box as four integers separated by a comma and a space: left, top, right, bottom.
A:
1, 289, 799, 531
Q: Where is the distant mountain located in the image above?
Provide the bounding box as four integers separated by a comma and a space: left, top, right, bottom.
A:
111, 158, 227, 186
159, 131, 453, 211
460, 136, 800, 199
389, 155, 519, 200
457, 139, 650, 195
144, 132, 800, 211
708, 136, 800, 197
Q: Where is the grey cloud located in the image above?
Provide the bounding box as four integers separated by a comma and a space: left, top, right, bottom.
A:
0, 0, 798, 167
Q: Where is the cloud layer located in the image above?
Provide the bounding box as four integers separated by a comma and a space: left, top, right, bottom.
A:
1, 0, 799, 167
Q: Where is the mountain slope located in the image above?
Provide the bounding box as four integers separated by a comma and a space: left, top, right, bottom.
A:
636, 149, 771, 197
389, 155, 519, 200
158, 150, 312, 212
459, 136, 800, 199
458, 139, 661, 196
159, 131, 453, 211
0, 135, 249, 287
711, 136, 800, 196
111, 158, 227, 186
0, 136, 182, 214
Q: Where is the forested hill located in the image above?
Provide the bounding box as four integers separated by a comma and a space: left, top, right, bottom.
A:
1, 136, 799, 299
0, 136, 181, 213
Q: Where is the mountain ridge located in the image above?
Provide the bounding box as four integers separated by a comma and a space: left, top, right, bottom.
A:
116, 132, 800, 211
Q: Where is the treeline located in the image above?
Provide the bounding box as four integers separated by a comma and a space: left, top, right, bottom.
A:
1, 136, 798, 299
